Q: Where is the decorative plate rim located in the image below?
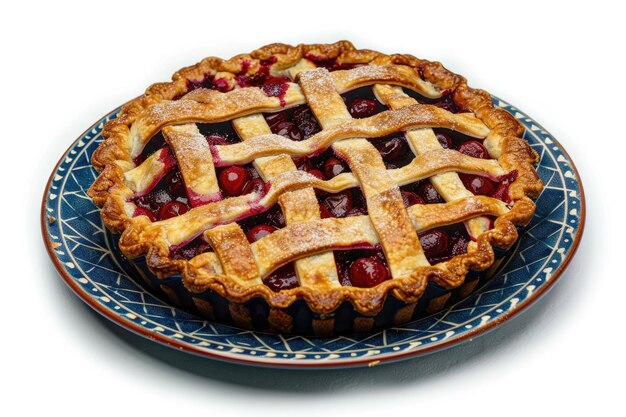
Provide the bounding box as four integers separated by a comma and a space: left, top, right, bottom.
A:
41, 98, 585, 369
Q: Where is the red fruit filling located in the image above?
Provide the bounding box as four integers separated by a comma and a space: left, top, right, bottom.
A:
342, 87, 387, 119
458, 140, 490, 159
436, 131, 453, 149
265, 104, 322, 141
349, 98, 379, 119
133, 132, 167, 166
491, 170, 518, 203
133, 207, 157, 222
403, 88, 461, 113
419, 224, 471, 264
324, 157, 349, 178
401, 191, 425, 207
198, 121, 241, 145
132, 170, 189, 220
417, 182, 445, 204
213, 163, 264, 197
264, 264, 299, 292
303, 54, 360, 72
349, 257, 390, 288
459, 174, 496, 196
335, 248, 390, 288
242, 178, 265, 194
246, 224, 277, 243
170, 236, 212, 261
368, 134, 413, 168
218, 166, 251, 196
129, 83, 515, 292
158, 201, 189, 220
318, 188, 368, 218
232, 58, 291, 106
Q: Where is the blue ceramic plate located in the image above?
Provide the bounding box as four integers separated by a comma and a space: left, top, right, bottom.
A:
42, 97, 585, 368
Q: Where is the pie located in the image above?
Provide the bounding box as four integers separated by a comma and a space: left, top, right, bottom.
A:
88, 41, 543, 335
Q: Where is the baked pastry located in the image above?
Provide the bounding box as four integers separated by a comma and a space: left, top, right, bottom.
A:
88, 41, 542, 335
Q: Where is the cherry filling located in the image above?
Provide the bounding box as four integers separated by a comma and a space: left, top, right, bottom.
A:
342, 88, 415, 169
198, 121, 241, 145
132, 170, 189, 221
133, 132, 167, 166
335, 248, 390, 287
264, 104, 322, 141
216, 163, 263, 197
429, 128, 518, 202
184, 57, 291, 104
185, 73, 215, 93
170, 235, 211, 261
233, 58, 291, 106
403, 88, 463, 114
341, 87, 387, 119
369, 134, 413, 169
418, 224, 471, 264
238, 207, 296, 291
317, 188, 368, 218
304, 54, 360, 72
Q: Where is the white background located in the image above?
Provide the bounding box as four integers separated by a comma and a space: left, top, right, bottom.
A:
2, 1, 623, 415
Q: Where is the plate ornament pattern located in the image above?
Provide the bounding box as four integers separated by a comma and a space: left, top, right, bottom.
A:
42, 98, 583, 368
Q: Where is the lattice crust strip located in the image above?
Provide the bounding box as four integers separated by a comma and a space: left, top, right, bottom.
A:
373, 84, 492, 239
89, 41, 543, 315
231, 114, 340, 290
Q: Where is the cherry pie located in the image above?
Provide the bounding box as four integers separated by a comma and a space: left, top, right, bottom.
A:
89, 41, 543, 334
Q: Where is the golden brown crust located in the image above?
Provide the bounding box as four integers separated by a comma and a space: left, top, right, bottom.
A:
87, 41, 542, 315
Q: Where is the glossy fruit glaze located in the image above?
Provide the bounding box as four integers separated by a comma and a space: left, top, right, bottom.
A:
130, 59, 516, 291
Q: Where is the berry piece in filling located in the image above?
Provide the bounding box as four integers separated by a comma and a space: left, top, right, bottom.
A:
264, 264, 298, 291
169, 236, 211, 260
417, 182, 445, 204
260, 77, 290, 106
262, 204, 286, 228
449, 229, 470, 257
242, 178, 265, 195
308, 169, 325, 181
158, 201, 189, 221
246, 224, 277, 243
133, 207, 157, 222
418, 224, 471, 264
293, 107, 321, 138
401, 191, 425, 207
219, 166, 251, 196
324, 157, 349, 178
197, 121, 241, 145
349, 257, 390, 288
304, 54, 359, 72
457, 140, 489, 159
273, 121, 303, 141
132, 170, 188, 214
372, 135, 409, 163
436, 131, 453, 149
341, 87, 386, 119
212, 77, 232, 92
321, 190, 353, 218
264, 112, 288, 130
349, 98, 378, 119
335, 248, 390, 288
419, 230, 450, 260
459, 174, 496, 196
205, 134, 230, 146
402, 88, 459, 113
